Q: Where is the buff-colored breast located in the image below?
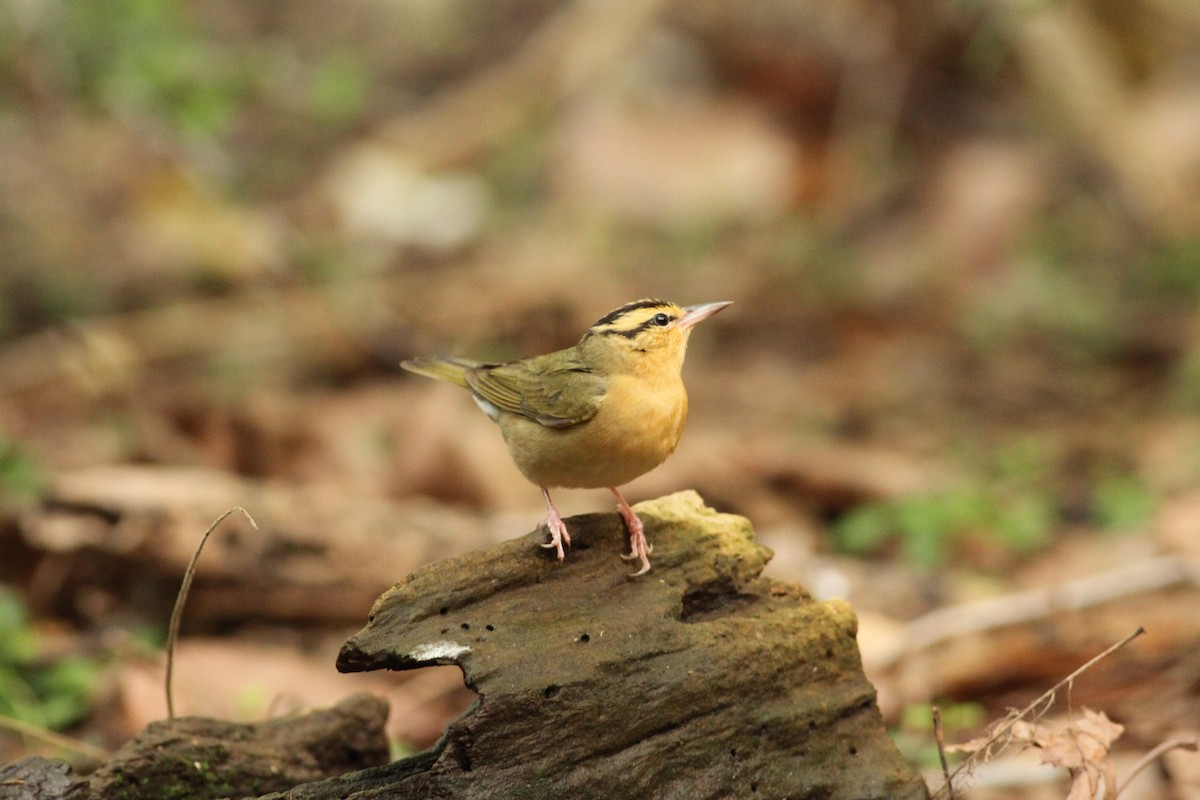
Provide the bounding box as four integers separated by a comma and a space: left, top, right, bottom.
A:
497, 370, 688, 489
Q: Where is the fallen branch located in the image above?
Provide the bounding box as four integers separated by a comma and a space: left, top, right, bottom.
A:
898, 557, 1190, 662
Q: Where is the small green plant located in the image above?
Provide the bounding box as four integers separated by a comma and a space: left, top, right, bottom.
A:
834, 439, 1158, 566
480, 117, 555, 225
307, 51, 368, 125
890, 702, 986, 771
834, 483, 1055, 568
0, 438, 45, 506
833, 439, 1058, 567
1171, 345, 1200, 412
1133, 236, 1200, 300
0, 586, 100, 732
1090, 470, 1155, 532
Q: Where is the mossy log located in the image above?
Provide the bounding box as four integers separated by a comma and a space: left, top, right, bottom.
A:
280, 491, 929, 799
0, 693, 389, 800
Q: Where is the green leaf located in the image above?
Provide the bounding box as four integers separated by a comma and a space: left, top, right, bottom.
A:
1092, 473, 1155, 531
833, 504, 895, 554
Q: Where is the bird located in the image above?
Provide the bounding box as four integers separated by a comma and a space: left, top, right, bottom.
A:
401, 298, 731, 575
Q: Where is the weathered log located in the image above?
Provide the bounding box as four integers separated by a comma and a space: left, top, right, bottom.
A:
0, 757, 73, 800
270, 491, 928, 799
0, 692, 390, 800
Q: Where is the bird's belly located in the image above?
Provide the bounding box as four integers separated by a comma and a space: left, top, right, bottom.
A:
499, 378, 687, 489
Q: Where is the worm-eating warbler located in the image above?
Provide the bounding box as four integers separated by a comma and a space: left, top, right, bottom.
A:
401, 298, 731, 575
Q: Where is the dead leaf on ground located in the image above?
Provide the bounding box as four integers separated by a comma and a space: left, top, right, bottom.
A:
951, 709, 1124, 800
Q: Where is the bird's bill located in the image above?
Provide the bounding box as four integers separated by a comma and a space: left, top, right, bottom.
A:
678, 301, 733, 330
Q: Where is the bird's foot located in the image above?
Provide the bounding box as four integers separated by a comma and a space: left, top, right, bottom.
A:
540, 514, 571, 561
540, 488, 571, 561
611, 488, 652, 576
618, 517, 652, 576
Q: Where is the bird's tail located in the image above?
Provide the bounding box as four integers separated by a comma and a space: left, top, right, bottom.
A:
400, 356, 478, 388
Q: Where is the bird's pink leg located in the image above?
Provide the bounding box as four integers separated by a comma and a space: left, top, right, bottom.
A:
611, 487, 652, 576
540, 487, 571, 561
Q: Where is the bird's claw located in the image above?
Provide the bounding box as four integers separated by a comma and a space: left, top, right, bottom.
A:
541, 508, 571, 562
622, 544, 651, 576
610, 492, 654, 575
619, 541, 653, 559
617, 511, 652, 576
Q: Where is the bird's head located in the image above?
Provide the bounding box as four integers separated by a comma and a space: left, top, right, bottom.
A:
579, 298, 732, 376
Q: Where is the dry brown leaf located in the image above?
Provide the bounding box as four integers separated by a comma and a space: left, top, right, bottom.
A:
1033, 710, 1122, 800
946, 708, 1124, 799
1038, 709, 1122, 763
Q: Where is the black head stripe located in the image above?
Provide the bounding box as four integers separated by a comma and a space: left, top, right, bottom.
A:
592, 299, 670, 328
600, 314, 676, 338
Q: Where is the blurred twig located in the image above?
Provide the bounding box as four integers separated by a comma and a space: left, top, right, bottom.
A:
1116, 734, 1199, 797
931, 706, 954, 799
0, 714, 108, 762
824, 2, 913, 222
166, 506, 258, 719
890, 555, 1192, 667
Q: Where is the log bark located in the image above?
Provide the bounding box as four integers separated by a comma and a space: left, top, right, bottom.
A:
0, 693, 389, 800
276, 491, 928, 799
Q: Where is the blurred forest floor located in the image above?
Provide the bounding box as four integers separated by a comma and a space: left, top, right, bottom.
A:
2, 1, 1200, 796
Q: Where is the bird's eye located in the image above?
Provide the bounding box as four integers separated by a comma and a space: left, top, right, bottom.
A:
653, 313, 671, 326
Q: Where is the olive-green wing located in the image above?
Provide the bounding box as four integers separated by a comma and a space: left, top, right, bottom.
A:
466, 352, 606, 428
